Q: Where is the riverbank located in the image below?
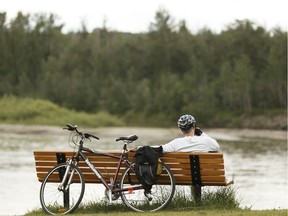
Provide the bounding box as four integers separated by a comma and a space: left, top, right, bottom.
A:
222, 113, 287, 130
0, 96, 286, 130
0, 124, 286, 141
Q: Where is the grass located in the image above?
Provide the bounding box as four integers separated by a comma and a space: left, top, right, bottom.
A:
25, 186, 288, 216
0, 95, 124, 127
25, 210, 287, 216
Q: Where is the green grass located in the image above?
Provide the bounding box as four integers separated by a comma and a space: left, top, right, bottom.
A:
25, 186, 286, 216
0, 95, 124, 127
25, 209, 287, 216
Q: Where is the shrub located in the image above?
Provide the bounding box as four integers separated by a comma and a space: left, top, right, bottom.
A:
0, 95, 124, 127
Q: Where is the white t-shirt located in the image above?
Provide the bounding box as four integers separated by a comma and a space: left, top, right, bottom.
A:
162, 132, 219, 153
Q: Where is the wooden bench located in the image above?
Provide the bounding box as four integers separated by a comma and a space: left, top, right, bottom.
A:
34, 151, 233, 201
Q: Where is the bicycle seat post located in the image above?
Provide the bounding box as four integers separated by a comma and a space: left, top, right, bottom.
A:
123, 143, 127, 151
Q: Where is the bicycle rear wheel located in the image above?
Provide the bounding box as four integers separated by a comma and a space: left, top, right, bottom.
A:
119, 162, 175, 212
40, 163, 85, 215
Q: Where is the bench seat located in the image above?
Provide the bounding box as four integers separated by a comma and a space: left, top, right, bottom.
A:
34, 151, 233, 187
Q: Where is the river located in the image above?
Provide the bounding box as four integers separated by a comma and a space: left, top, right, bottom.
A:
0, 125, 287, 215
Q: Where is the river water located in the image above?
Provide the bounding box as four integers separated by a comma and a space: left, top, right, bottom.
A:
0, 125, 287, 215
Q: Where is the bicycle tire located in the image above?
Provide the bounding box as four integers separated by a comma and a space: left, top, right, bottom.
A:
119, 162, 175, 212
40, 163, 85, 215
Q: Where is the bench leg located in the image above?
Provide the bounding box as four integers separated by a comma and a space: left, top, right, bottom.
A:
189, 155, 202, 205
64, 188, 70, 208
56, 153, 70, 208
191, 185, 201, 204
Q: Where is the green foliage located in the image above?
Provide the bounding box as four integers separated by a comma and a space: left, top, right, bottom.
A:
0, 11, 286, 128
168, 186, 240, 211
0, 95, 124, 127
201, 187, 240, 209
24, 209, 288, 216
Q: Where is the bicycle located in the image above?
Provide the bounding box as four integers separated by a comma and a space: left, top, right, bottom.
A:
40, 124, 175, 214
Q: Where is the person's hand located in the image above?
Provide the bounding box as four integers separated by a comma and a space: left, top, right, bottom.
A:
195, 127, 203, 136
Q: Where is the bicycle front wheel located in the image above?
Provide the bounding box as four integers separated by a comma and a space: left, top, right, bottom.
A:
40, 163, 85, 215
119, 162, 175, 212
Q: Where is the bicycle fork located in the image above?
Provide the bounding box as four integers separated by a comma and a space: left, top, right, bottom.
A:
58, 159, 76, 192
54, 159, 76, 208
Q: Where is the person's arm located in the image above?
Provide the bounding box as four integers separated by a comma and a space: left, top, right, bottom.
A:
161, 139, 178, 153
210, 140, 220, 152
203, 132, 220, 152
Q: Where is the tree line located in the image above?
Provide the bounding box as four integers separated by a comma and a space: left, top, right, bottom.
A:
0, 10, 286, 126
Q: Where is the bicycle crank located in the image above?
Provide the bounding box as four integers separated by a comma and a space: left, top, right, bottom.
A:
104, 185, 120, 201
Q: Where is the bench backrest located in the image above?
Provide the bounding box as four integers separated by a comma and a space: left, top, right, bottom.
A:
34, 151, 231, 186
160, 152, 228, 186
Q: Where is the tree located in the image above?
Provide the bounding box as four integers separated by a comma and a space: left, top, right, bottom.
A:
259, 28, 287, 108
233, 55, 255, 113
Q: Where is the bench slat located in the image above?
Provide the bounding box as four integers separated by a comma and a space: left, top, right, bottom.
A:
36, 174, 228, 185
34, 151, 120, 156
35, 156, 121, 163
34, 151, 224, 158
36, 167, 225, 179
165, 162, 225, 170
35, 161, 124, 167
161, 152, 224, 158
35, 161, 225, 171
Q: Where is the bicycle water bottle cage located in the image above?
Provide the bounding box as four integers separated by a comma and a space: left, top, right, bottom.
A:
116, 135, 138, 142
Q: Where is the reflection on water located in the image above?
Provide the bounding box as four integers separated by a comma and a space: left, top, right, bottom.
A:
220, 138, 287, 209
0, 126, 287, 215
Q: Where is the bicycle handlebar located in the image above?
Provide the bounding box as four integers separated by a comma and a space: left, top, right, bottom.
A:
64, 123, 78, 131
63, 123, 99, 140
83, 132, 99, 140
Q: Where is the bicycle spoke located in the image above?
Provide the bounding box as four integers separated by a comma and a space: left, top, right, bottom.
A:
40, 163, 85, 215
120, 163, 175, 212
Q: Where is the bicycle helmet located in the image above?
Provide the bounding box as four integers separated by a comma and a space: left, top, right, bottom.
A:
177, 114, 196, 130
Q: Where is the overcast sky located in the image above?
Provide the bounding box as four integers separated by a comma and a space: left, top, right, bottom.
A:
1, 0, 287, 33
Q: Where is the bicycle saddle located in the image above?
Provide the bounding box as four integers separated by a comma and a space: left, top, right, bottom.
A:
116, 134, 138, 142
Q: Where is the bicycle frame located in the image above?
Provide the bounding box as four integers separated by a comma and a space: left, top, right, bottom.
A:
59, 140, 143, 204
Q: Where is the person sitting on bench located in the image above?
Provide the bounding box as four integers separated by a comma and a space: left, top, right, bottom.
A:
161, 114, 219, 153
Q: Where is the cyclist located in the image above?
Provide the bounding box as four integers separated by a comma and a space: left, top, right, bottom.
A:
161, 114, 219, 153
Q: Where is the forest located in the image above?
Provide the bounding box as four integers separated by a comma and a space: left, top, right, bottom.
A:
0, 10, 286, 128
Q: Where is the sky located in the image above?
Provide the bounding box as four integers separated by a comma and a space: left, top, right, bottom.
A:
0, 0, 287, 33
